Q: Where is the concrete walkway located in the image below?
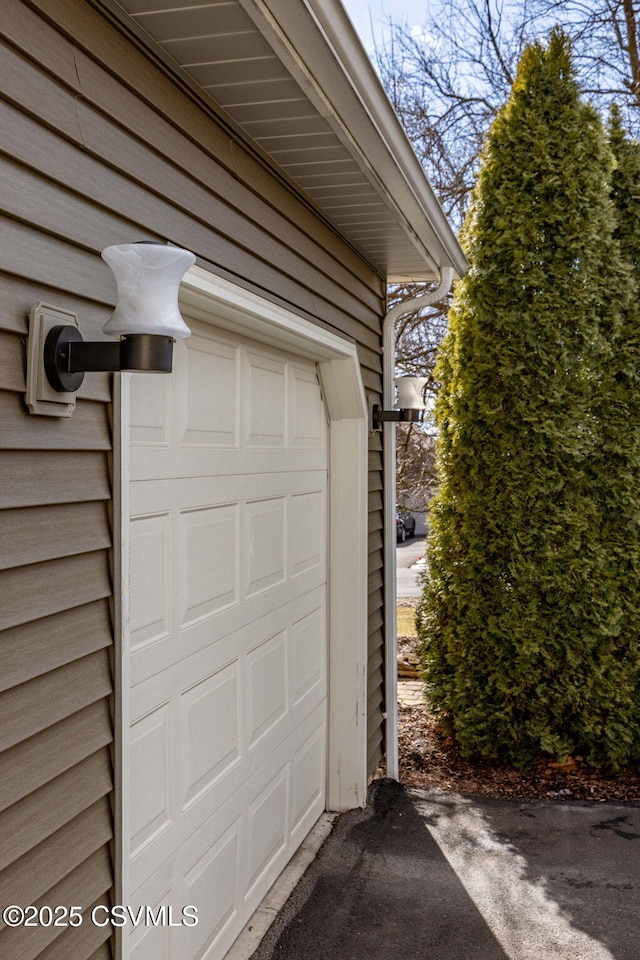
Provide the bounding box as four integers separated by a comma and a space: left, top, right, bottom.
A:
249, 779, 640, 960
397, 679, 423, 705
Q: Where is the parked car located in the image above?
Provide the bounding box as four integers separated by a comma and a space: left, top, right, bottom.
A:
398, 510, 416, 538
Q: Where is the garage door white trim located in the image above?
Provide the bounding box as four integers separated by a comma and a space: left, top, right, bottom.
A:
114, 267, 369, 956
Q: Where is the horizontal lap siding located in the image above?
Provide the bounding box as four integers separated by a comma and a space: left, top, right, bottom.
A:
367, 437, 385, 778
0, 3, 386, 956
0, 410, 113, 960
0, 165, 115, 960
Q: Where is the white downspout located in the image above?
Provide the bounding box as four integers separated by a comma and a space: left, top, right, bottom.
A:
383, 266, 454, 779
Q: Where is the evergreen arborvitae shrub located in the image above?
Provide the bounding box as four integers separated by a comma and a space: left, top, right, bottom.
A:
578, 109, 640, 768
418, 31, 639, 769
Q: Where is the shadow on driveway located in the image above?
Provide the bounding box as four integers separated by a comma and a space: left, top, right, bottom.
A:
250, 780, 508, 960
447, 792, 640, 960
250, 780, 639, 960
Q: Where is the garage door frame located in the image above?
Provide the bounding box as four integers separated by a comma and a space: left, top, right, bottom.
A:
112, 266, 369, 956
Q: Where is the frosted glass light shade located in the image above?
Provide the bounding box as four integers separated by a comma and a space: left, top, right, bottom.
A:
101, 243, 196, 339
394, 376, 428, 410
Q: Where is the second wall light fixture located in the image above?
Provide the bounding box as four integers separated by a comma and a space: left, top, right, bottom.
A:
25, 241, 196, 417
370, 375, 428, 431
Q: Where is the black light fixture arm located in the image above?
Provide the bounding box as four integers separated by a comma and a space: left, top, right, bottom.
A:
44, 325, 174, 393
371, 404, 421, 431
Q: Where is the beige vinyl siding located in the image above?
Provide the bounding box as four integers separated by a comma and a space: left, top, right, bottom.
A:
0, 3, 387, 956
367, 436, 386, 777
0, 535, 114, 960
0, 750, 113, 876
0, 849, 113, 960
0, 178, 115, 960
39, 918, 115, 960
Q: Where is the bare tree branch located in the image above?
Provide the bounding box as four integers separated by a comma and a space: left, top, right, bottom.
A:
376, 0, 640, 508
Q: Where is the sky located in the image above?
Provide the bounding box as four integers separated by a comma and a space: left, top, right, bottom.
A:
340, 0, 429, 54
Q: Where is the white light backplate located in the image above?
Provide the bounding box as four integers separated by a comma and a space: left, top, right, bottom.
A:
25, 303, 79, 417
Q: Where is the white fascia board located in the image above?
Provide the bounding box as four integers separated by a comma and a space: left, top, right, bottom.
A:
239, 0, 467, 280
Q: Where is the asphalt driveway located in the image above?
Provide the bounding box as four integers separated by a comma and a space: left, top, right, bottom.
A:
249, 779, 640, 960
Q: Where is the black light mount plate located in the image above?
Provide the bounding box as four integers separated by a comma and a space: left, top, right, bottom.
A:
43, 325, 86, 393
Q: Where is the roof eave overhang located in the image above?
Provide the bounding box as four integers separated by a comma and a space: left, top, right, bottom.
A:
98, 0, 468, 283
239, 0, 467, 281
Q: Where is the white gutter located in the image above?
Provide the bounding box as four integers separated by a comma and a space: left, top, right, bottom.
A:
383, 267, 454, 779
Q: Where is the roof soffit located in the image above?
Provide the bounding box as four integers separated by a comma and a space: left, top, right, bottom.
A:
103, 0, 467, 281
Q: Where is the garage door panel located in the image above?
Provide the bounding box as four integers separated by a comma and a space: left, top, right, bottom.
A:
138, 331, 323, 453
128, 330, 328, 960
245, 351, 286, 448
182, 663, 242, 807
237, 708, 326, 913
129, 368, 171, 447
245, 497, 286, 596
180, 504, 239, 626
130, 447, 327, 482
128, 474, 325, 687
178, 818, 241, 960
131, 606, 325, 772
129, 893, 173, 960
130, 571, 325, 690
181, 336, 239, 448
290, 490, 325, 579
129, 701, 326, 924
129, 512, 171, 651
129, 617, 326, 895
290, 721, 326, 848
130, 921, 170, 960
129, 701, 173, 859
290, 605, 326, 710
129, 471, 327, 513
131, 653, 244, 793
129, 817, 242, 960
246, 631, 287, 748
243, 766, 289, 900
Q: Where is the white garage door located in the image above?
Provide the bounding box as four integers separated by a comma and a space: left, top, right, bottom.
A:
124, 318, 328, 960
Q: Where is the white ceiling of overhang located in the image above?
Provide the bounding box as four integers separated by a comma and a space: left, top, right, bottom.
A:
108, 0, 465, 281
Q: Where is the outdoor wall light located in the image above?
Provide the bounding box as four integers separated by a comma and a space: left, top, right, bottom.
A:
370, 376, 428, 431
25, 242, 196, 417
